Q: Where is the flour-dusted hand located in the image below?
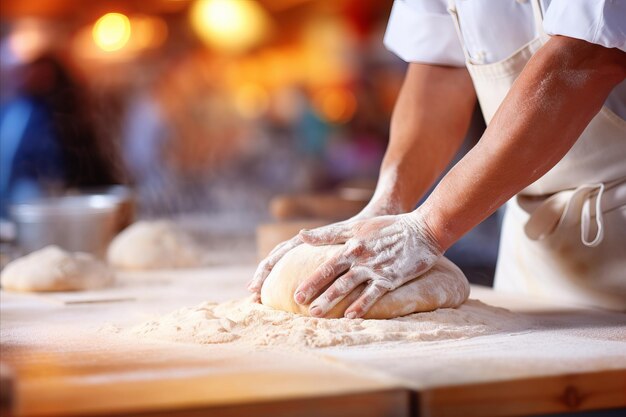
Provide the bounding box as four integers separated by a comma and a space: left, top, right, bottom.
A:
248, 194, 400, 296
248, 218, 368, 296
248, 233, 304, 295
294, 211, 443, 319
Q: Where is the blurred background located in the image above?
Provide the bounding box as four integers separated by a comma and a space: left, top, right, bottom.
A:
0, 0, 499, 284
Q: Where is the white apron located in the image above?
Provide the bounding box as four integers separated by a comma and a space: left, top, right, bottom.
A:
448, 0, 626, 311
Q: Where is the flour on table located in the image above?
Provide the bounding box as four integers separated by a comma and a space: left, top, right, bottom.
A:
107, 220, 204, 270
1, 245, 114, 292
130, 296, 533, 348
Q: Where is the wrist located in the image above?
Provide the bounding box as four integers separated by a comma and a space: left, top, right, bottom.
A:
356, 196, 403, 219
409, 203, 454, 253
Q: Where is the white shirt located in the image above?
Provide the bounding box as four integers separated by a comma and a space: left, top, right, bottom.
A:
384, 0, 626, 118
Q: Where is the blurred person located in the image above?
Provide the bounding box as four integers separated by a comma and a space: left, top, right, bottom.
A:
121, 50, 249, 216
121, 51, 322, 219
251, 0, 626, 315
0, 54, 119, 217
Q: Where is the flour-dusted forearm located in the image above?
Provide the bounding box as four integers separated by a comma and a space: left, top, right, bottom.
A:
417, 36, 626, 251
365, 63, 476, 216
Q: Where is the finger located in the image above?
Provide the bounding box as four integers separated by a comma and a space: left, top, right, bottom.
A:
294, 253, 350, 304
267, 235, 299, 258
247, 237, 302, 293
299, 223, 353, 246
344, 280, 390, 319
308, 267, 370, 317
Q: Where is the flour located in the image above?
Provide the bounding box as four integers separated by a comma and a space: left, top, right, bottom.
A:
130, 296, 533, 348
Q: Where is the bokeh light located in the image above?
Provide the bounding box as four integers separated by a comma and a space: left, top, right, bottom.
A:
93, 13, 131, 52
190, 0, 270, 53
7, 19, 53, 63
312, 87, 357, 124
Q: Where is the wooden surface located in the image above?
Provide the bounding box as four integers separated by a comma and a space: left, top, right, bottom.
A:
269, 193, 369, 221
256, 220, 328, 259
418, 370, 626, 417
1, 264, 625, 417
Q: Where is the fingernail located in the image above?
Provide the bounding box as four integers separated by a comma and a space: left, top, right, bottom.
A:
310, 306, 321, 317
294, 292, 305, 304
345, 312, 357, 319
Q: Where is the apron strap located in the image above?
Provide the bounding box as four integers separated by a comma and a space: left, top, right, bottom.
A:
580, 183, 605, 247
523, 178, 626, 247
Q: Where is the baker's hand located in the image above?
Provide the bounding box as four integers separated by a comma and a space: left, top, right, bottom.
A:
247, 201, 391, 297
295, 211, 442, 318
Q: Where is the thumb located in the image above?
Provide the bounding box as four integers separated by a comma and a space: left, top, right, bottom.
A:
299, 224, 352, 246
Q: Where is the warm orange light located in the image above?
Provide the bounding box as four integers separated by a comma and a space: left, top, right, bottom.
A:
190, 0, 270, 52
234, 84, 270, 119
93, 13, 131, 52
130, 15, 168, 50
301, 17, 356, 87
312, 87, 357, 124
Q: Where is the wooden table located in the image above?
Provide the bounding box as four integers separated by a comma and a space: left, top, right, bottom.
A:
1, 264, 625, 417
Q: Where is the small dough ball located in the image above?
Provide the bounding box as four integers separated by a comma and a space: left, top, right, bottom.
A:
1, 246, 114, 292
261, 244, 470, 319
107, 220, 203, 270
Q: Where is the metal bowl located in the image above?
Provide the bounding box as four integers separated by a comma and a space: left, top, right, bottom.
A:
9, 194, 123, 258
69, 185, 135, 231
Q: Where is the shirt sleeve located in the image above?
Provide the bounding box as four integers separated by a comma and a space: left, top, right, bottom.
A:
383, 0, 465, 66
543, 0, 626, 52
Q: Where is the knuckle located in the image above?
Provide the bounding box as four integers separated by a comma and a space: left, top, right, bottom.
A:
362, 282, 383, 300
345, 239, 365, 256
334, 277, 351, 293
378, 265, 394, 276
319, 263, 336, 279
362, 291, 377, 305
351, 265, 369, 277
335, 273, 357, 294
373, 279, 394, 292
326, 286, 342, 301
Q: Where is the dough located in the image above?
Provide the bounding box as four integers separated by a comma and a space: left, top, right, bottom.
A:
261, 244, 470, 319
107, 220, 203, 270
1, 246, 114, 292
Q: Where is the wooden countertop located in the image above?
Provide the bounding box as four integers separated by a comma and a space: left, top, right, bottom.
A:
1, 264, 625, 417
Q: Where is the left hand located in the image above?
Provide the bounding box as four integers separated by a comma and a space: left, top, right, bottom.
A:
294, 211, 442, 318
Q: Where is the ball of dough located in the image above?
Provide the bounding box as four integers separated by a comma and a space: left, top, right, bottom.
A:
107, 220, 203, 270
1, 246, 114, 292
261, 244, 470, 319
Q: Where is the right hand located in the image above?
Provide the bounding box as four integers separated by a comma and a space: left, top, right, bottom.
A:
247, 217, 360, 296
247, 199, 394, 296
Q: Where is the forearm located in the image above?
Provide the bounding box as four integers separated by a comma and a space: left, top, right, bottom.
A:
419, 36, 626, 251
362, 63, 476, 217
